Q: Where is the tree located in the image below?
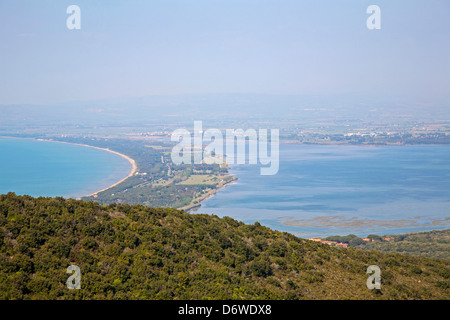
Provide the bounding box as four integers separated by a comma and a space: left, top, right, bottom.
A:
367, 234, 383, 242
250, 258, 272, 277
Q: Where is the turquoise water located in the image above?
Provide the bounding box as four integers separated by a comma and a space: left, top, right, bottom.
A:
0, 137, 131, 199
198, 144, 450, 238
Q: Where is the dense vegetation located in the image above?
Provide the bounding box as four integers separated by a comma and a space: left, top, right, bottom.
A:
0, 193, 449, 300
323, 231, 450, 260
324, 234, 367, 247
356, 230, 450, 260
49, 137, 230, 209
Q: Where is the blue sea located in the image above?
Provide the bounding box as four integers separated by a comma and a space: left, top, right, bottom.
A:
0, 137, 131, 199
198, 144, 450, 238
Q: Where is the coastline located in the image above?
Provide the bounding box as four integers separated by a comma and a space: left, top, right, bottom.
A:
4, 137, 448, 238
34, 139, 138, 198
84, 148, 137, 197
180, 175, 238, 212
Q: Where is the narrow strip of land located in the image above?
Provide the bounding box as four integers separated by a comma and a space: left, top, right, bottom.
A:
36, 139, 138, 197
179, 175, 237, 212
85, 148, 137, 197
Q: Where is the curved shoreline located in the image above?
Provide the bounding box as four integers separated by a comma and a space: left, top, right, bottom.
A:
180, 176, 238, 212
35, 139, 137, 198
84, 148, 137, 197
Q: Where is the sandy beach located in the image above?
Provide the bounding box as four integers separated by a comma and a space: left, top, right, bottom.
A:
36, 139, 138, 198
84, 148, 137, 197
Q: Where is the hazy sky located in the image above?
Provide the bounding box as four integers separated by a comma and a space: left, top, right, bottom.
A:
0, 0, 449, 105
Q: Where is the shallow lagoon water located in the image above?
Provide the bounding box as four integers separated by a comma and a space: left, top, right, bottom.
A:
198, 144, 450, 238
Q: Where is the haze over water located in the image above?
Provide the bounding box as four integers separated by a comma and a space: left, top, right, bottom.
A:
198, 144, 450, 238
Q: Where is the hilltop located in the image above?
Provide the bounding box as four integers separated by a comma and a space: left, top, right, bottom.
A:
356, 230, 450, 260
0, 193, 448, 300
311, 230, 449, 260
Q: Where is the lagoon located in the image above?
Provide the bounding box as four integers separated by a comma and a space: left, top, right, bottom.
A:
198, 144, 450, 238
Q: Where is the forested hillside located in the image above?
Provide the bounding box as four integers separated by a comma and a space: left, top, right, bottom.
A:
0, 193, 448, 300
323, 230, 449, 260
357, 230, 450, 260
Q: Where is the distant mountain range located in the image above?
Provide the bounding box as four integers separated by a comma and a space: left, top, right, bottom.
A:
1, 93, 449, 129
